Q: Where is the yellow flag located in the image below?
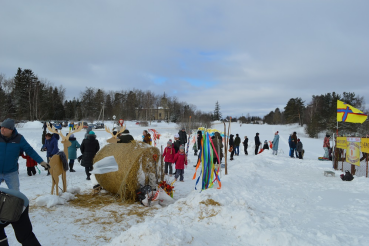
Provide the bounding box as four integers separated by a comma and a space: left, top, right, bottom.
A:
337, 100, 367, 123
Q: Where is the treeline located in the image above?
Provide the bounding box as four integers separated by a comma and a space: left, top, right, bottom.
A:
263, 92, 369, 137
0, 68, 213, 127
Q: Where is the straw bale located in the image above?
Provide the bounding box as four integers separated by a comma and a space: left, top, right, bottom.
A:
93, 140, 160, 202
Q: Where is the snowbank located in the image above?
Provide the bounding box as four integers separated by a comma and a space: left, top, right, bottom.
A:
21, 121, 44, 129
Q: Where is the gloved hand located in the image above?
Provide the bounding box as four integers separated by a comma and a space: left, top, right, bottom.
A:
40, 161, 50, 170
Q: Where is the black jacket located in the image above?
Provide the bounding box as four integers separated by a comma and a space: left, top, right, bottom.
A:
243, 138, 248, 147
263, 143, 269, 150
197, 131, 202, 150
178, 130, 187, 145
234, 136, 241, 146
80, 135, 100, 167
173, 140, 181, 153
255, 134, 260, 145
296, 141, 303, 152
229, 135, 234, 147
118, 130, 134, 143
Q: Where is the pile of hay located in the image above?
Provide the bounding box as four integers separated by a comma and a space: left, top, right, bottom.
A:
93, 141, 160, 202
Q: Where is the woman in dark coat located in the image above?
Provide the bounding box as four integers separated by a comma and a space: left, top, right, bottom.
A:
243, 136, 248, 155
80, 131, 100, 180
229, 134, 235, 160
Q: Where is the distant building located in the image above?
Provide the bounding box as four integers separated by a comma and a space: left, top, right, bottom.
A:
136, 94, 169, 121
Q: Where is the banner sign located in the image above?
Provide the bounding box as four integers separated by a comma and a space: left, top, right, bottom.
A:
336, 137, 347, 149
346, 138, 361, 166
361, 138, 369, 154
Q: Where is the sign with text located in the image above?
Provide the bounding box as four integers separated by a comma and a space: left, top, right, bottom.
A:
346, 138, 361, 166
361, 138, 369, 154
336, 137, 347, 149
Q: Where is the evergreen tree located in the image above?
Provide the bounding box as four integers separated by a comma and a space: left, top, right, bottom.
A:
213, 101, 222, 121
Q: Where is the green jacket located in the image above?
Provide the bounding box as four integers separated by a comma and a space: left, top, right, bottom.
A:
234, 136, 241, 146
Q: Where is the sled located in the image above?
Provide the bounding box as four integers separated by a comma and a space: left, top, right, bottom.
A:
318, 157, 330, 161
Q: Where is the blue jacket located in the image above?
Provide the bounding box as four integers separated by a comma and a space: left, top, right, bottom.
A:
272, 135, 279, 151
52, 133, 60, 141
42, 137, 59, 158
0, 128, 43, 174
67, 138, 80, 160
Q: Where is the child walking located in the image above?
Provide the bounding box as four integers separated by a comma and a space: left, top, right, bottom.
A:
67, 134, 80, 172
173, 145, 187, 182
21, 152, 38, 176
163, 141, 175, 176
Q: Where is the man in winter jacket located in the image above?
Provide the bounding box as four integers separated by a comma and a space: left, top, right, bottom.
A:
272, 131, 279, 155
296, 139, 303, 159
243, 136, 248, 155
178, 128, 187, 146
80, 131, 100, 180
234, 134, 241, 156
173, 134, 181, 153
323, 134, 330, 158
42, 133, 59, 163
254, 133, 261, 155
0, 119, 48, 191
0, 187, 41, 245
212, 132, 223, 164
118, 129, 134, 143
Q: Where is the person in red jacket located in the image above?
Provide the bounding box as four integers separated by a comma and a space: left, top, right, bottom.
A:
21, 152, 38, 176
163, 141, 175, 176
173, 145, 187, 182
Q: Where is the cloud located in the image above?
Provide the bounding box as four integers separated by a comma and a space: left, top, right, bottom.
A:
0, 0, 368, 116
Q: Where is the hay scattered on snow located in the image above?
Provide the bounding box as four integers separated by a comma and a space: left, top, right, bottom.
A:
93, 140, 160, 202
200, 199, 221, 206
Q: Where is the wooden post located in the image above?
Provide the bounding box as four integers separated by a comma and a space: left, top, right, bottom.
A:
226, 118, 231, 175
223, 122, 228, 175
160, 145, 164, 181
341, 149, 344, 171
365, 153, 368, 177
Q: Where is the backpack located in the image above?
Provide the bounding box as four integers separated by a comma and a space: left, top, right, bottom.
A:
0, 191, 25, 222
136, 185, 152, 203
340, 171, 354, 181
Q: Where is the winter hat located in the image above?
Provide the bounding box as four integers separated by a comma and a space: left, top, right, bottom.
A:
174, 134, 179, 138
275, 131, 279, 135
167, 141, 172, 145
123, 129, 129, 133
264, 140, 268, 143
1, 118, 15, 130
180, 145, 185, 150
182, 128, 185, 130
70, 134, 75, 138
89, 131, 95, 135
236, 134, 239, 136
256, 133, 259, 135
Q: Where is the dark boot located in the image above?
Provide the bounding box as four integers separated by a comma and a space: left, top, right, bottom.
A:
69, 163, 76, 172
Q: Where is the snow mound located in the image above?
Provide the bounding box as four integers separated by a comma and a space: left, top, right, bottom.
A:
35, 192, 76, 208
22, 121, 44, 129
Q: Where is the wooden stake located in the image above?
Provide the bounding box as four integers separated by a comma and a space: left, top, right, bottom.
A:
160, 145, 164, 181
224, 121, 228, 175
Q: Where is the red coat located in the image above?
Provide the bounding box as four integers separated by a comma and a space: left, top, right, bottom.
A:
173, 152, 187, 169
21, 154, 38, 167
163, 147, 175, 163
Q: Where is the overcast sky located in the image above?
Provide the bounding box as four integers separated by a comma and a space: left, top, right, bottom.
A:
1, 0, 368, 117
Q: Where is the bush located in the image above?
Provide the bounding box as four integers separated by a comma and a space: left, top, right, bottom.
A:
139, 121, 149, 127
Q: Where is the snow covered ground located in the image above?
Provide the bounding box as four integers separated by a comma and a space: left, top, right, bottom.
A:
3, 122, 369, 245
